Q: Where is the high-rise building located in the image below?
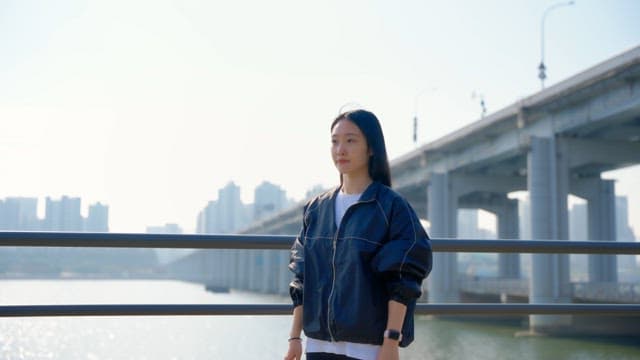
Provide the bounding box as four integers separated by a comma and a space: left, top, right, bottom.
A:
44, 196, 83, 231
196, 209, 206, 234
0, 197, 39, 230
254, 181, 287, 221
197, 182, 249, 234
616, 196, 638, 276
85, 202, 109, 232
616, 197, 636, 241
217, 182, 248, 233
200, 200, 219, 234
244, 203, 254, 224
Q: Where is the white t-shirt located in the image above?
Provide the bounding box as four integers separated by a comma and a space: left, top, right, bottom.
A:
305, 190, 381, 360
334, 190, 362, 226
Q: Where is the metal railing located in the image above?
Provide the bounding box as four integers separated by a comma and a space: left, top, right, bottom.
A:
1, 231, 640, 317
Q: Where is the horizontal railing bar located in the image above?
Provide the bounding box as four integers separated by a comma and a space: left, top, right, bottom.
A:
434, 239, 640, 254
0, 232, 292, 250
415, 303, 640, 315
1, 304, 639, 317
0, 231, 639, 254
0, 304, 292, 317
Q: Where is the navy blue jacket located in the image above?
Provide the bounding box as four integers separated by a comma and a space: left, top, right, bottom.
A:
289, 181, 432, 347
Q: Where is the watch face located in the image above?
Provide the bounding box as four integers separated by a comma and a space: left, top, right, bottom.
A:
385, 329, 401, 340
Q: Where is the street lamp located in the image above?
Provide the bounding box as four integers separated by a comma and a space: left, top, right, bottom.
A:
539, 1, 575, 89
413, 88, 437, 145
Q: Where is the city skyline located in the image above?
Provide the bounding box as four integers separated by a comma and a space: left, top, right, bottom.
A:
1, 1, 639, 233
0, 179, 316, 233
2, 185, 638, 242
2, 187, 637, 275
0, 195, 108, 232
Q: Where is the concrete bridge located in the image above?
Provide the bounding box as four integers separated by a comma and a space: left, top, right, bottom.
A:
391, 45, 640, 332
166, 46, 640, 333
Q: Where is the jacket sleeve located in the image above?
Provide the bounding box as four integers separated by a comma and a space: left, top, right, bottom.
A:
288, 204, 308, 307
371, 197, 432, 306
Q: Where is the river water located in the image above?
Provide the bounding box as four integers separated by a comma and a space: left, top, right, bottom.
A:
0, 280, 638, 359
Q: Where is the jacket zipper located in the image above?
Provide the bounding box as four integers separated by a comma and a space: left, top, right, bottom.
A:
326, 198, 375, 342
327, 229, 339, 342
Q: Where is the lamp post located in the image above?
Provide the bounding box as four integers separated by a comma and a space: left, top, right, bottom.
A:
539, 1, 575, 89
413, 88, 437, 145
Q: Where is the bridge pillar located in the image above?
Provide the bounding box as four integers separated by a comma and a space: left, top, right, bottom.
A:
245, 251, 253, 291
248, 251, 256, 291
427, 172, 459, 303
210, 250, 221, 286
205, 250, 232, 292
224, 249, 233, 288
230, 250, 240, 289
586, 179, 617, 283
260, 250, 280, 293
259, 251, 269, 293
249, 251, 261, 292
497, 198, 520, 278
216, 251, 225, 286
573, 178, 618, 282
527, 136, 572, 333
238, 250, 249, 290
247, 251, 256, 291
228, 250, 235, 289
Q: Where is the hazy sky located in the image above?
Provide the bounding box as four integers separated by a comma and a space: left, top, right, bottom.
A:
1, 0, 639, 233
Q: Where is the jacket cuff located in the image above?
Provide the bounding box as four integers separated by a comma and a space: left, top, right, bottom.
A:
289, 282, 304, 307
386, 278, 422, 306
390, 293, 411, 306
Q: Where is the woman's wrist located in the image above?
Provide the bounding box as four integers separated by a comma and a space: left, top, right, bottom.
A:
382, 338, 400, 346
288, 336, 302, 342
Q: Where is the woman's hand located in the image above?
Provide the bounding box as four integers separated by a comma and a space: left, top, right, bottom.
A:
376, 340, 400, 360
283, 339, 303, 360
285, 306, 304, 359
378, 300, 405, 360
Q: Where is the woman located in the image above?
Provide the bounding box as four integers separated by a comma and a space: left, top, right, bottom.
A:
284, 109, 432, 360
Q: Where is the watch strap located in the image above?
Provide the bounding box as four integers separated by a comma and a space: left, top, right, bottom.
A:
383, 329, 402, 342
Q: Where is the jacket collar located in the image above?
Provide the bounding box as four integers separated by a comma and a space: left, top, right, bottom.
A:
332, 181, 381, 203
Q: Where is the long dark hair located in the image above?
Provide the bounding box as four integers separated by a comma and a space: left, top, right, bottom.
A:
331, 109, 392, 187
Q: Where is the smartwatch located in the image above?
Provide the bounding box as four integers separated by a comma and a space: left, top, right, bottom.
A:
383, 329, 402, 342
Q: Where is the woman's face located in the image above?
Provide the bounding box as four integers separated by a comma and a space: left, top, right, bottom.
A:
331, 119, 371, 179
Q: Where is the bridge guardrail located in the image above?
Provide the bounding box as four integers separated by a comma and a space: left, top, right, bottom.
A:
1, 231, 639, 317
1, 232, 639, 253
